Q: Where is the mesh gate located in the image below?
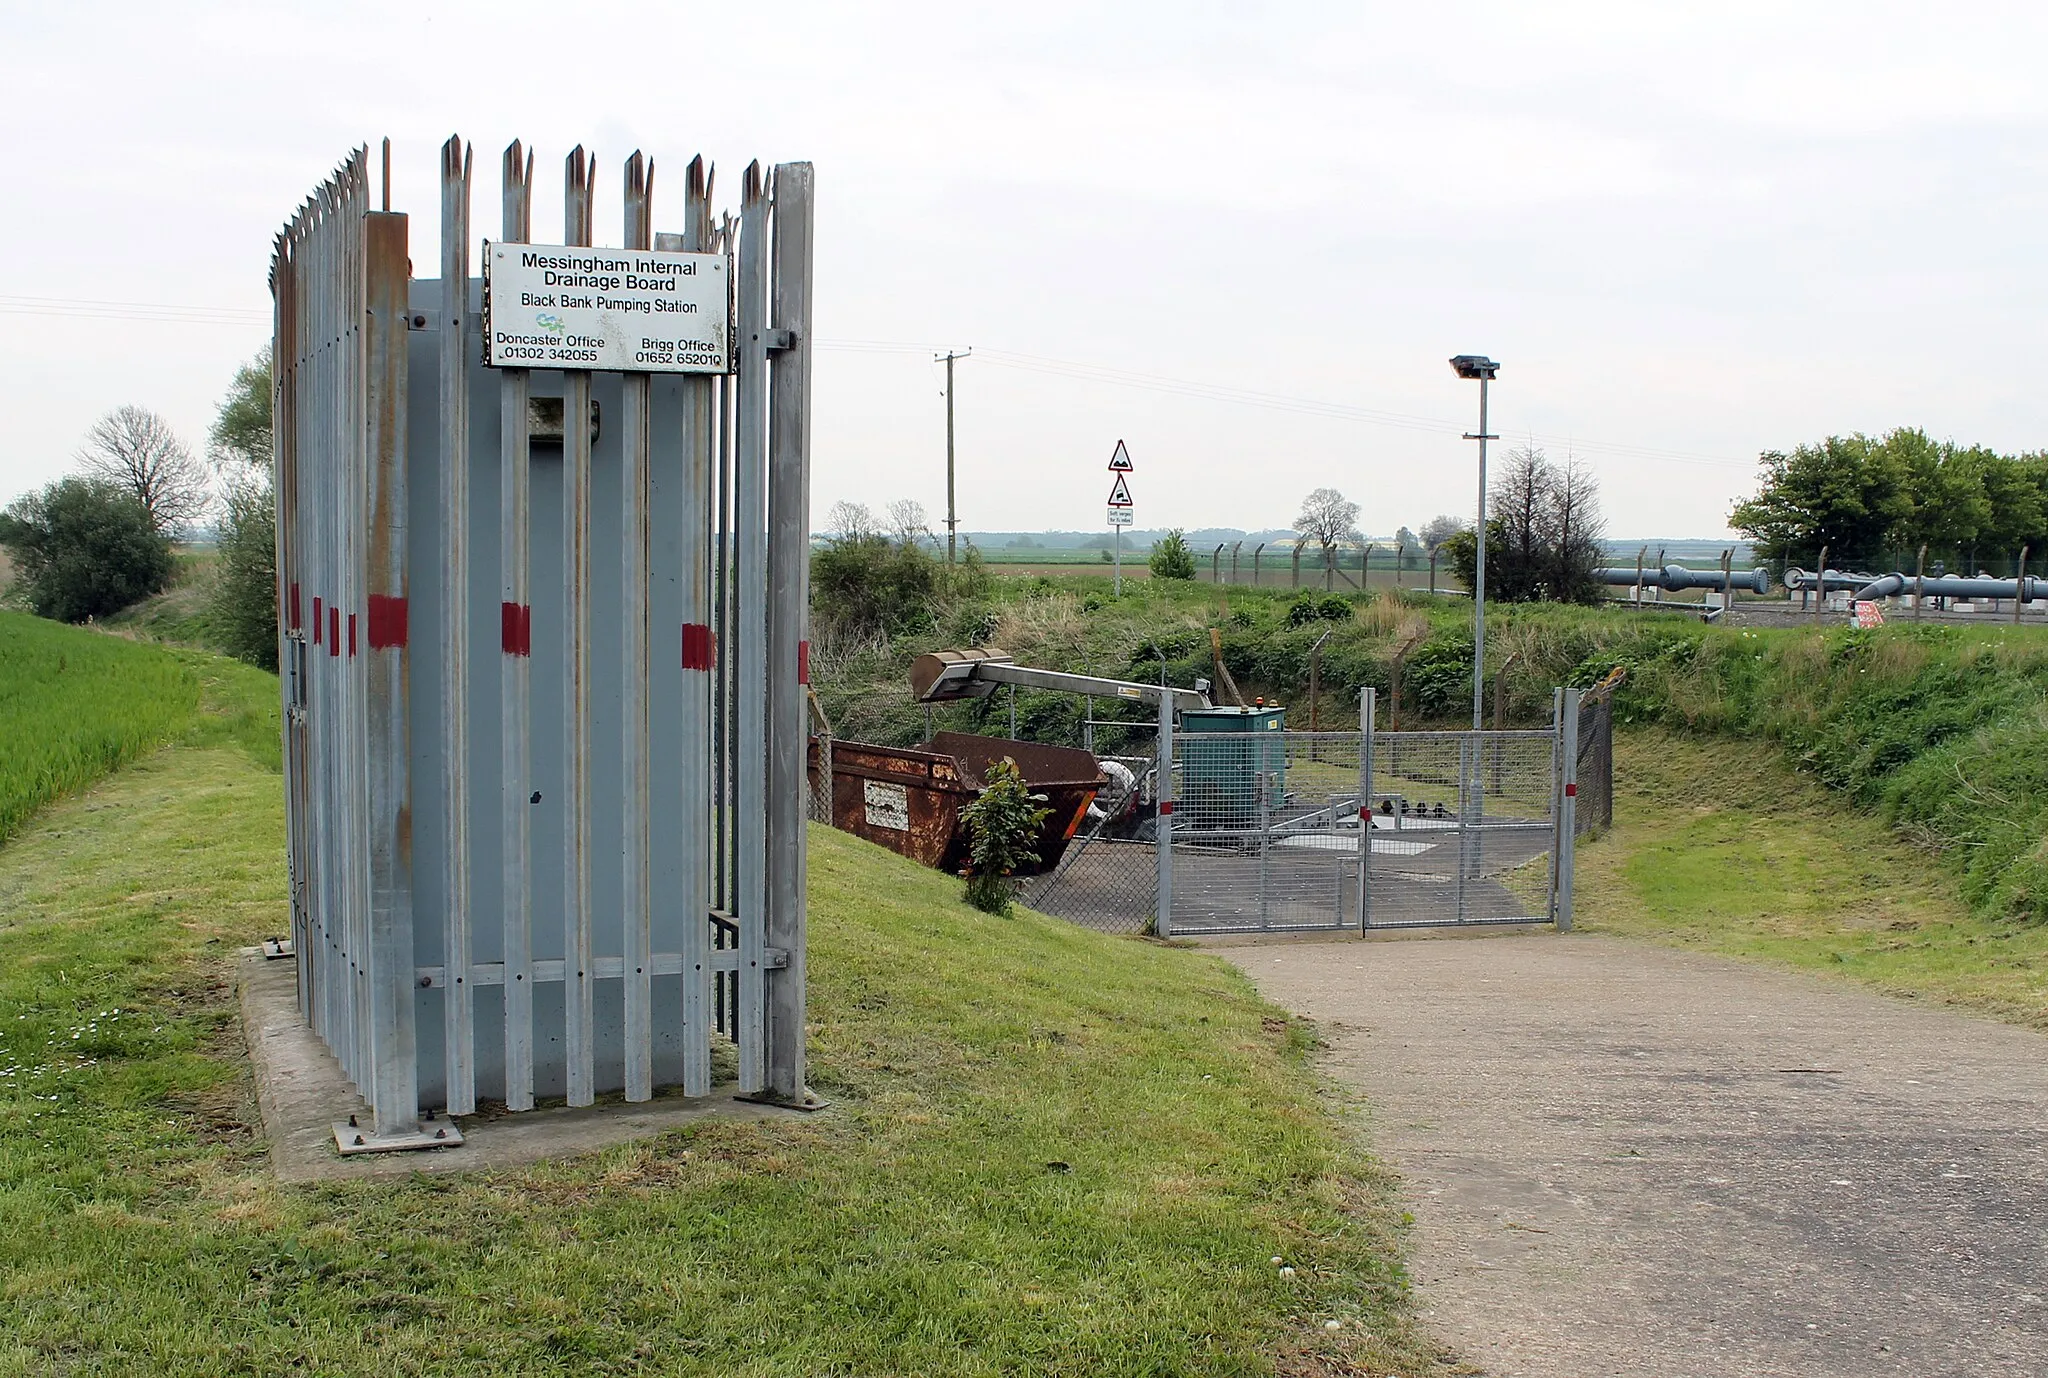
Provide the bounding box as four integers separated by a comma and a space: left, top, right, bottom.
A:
1156, 689, 1580, 936
1168, 731, 1365, 933
1359, 728, 1560, 930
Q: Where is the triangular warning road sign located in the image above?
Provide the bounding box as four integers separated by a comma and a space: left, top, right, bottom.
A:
1107, 440, 1134, 472
1107, 472, 1133, 506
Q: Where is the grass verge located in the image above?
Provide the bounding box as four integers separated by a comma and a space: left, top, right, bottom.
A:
1575, 727, 2048, 1028
1, 653, 1448, 1375
0, 612, 202, 845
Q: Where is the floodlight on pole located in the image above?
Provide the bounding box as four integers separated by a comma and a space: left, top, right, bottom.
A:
1449, 355, 1499, 730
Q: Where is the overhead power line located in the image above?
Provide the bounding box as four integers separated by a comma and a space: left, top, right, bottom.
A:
1, 295, 1755, 471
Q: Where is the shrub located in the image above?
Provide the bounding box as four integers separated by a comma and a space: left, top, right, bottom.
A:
959, 757, 1051, 915
207, 472, 279, 670
1285, 592, 1353, 628
0, 478, 172, 623
811, 533, 940, 639
1149, 529, 1196, 580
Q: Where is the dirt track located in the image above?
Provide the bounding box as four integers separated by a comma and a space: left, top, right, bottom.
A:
1222, 933, 2048, 1377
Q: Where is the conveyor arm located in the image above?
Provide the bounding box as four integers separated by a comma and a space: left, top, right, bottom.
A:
910, 647, 1212, 714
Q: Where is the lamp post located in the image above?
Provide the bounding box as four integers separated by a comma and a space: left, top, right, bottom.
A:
1449, 355, 1499, 730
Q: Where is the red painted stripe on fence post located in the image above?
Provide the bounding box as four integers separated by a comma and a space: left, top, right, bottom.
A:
346, 612, 357, 658
681, 622, 715, 671
312, 596, 323, 644
501, 601, 523, 655
367, 595, 409, 649
328, 606, 340, 656
289, 583, 302, 631
797, 639, 810, 685
1565, 783, 1578, 797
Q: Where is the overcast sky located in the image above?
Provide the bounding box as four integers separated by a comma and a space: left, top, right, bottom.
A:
5, 1, 2046, 539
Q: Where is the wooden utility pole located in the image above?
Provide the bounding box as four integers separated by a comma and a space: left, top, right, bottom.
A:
937, 349, 970, 565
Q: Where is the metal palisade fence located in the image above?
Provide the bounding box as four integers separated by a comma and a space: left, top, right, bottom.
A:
273, 138, 817, 1149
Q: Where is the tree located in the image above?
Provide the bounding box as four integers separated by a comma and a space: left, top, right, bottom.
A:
1418, 514, 1467, 551
1729, 433, 1915, 568
1441, 447, 1605, 604
1149, 528, 1196, 580
199, 350, 281, 669
0, 478, 173, 622
77, 406, 211, 534
208, 345, 273, 469
1293, 488, 1360, 569
824, 499, 877, 541
885, 498, 932, 548
209, 472, 279, 670
1393, 524, 1418, 550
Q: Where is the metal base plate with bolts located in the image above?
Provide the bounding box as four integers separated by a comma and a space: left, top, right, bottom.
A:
261, 937, 295, 960
332, 1120, 465, 1156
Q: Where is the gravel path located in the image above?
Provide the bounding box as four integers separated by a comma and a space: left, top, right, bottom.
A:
1221, 933, 2048, 1377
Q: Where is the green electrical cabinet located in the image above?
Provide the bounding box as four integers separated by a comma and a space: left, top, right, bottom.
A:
1177, 706, 1286, 828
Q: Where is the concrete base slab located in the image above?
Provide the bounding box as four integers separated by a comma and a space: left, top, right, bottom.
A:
237, 951, 814, 1183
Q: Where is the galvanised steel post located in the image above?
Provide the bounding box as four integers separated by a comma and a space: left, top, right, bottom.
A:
1557, 687, 1581, 932
1470, 374, 1491, 729
1358, 687, 1374, 933
1154, 694, 1174, 939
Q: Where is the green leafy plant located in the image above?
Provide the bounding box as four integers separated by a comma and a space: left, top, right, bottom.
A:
1285, 592, 1353, 628
959, 757, 1051, 915
0, 478, 173, 623
1149, 529, 1196, 581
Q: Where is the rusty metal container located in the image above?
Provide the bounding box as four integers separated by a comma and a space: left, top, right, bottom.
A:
811, 732, 1104, 875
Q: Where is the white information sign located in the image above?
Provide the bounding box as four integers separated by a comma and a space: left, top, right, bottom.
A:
863, 780, 911, 832
1107, 508, 1134, 526
485, 242, 731, 373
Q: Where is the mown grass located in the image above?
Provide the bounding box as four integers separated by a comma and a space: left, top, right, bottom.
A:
0, 612, 206, 845
0, 640, 1451, 1376
1576, 727, 2048, 1027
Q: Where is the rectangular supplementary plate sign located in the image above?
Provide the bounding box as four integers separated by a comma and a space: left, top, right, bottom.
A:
1107, 508, 1134, 526
484, 242, 731, 373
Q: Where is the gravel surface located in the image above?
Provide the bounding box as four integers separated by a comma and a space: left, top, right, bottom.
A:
1221, 933, 2048, 1377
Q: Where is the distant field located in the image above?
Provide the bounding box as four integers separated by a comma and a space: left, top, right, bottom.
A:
0, 613, 203, 845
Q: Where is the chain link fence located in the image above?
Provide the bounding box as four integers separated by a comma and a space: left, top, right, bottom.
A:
1575, 692, 1614, 835
1016, 738, 1162, 935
